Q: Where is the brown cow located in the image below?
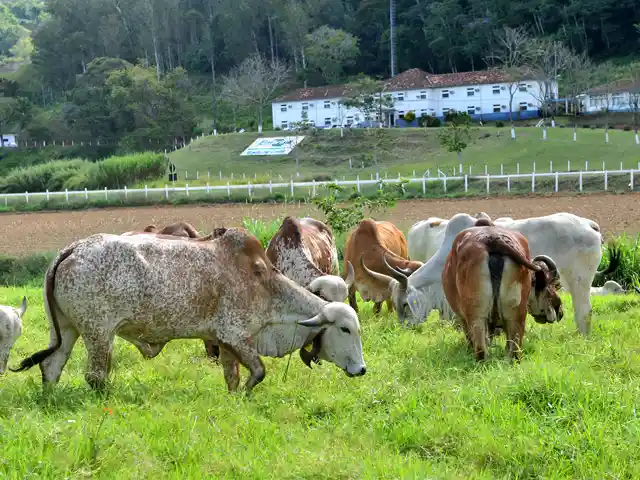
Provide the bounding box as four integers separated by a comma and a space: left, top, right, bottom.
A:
344, 219, 423, 314
122, 221, 203, 238
442, 218, 563, 361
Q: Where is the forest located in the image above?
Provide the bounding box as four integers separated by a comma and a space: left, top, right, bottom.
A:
0, 0, 638, 155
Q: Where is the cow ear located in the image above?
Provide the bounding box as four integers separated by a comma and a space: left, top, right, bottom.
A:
534, 269, 547, 290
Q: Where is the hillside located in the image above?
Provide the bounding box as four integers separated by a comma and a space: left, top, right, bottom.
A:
165, 127, 640, 186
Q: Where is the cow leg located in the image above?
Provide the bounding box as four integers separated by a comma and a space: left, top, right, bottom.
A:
83, 334, 115, 391
219, 346, 240, 392
566, 279, 592, 336
385, 298, 395, 313
204, 340, 220, 360
348, 286, 358, 312
40, 325, 79, 385
505, 317, 525, 362
220, 339, 265, 394
469, 318, 488, 361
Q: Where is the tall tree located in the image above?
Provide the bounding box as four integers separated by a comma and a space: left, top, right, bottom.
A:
305, 26, 360, 84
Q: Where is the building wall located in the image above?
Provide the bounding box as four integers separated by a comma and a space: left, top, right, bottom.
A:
271, 79, 556, 128
583, 92, 637, 113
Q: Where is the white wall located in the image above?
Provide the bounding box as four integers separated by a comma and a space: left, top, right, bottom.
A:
271, 97, 364, 130
583, 92, 635, 113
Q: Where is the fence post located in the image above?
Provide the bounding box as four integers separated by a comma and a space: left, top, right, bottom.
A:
269, 180, 273, 194
549, 160, 553, 173
124, 186, 128, 200
185, 184, 189, 198
104, 187, 108, 200
555, 172, 559, 192
443, 177, 447, 193
422, 177, 426, 194
185, 171, 188, 180
312, 179, 316, 197
227, 182, 231, 199
602, 161, 605, 171
290, 179, 294, 197
46, 189, 50, 201
356, 175, 361, 192
206, 183, 210, 194
531, 172, 535, 193
486, 174, 490, 194
459, 163, 462, 174
208, 169, 211, 179
500, 164, 504, 175
484, 165, 488, 175
165, 184, 169, 199
248, 182, 252, 197
144, 185, 148, 199
631, 170, 635, 191
197, 171, 200, 180
84, 188, 88, 201
507, 175, 511, 192
579, 171, 583, 191
3, 195, 6, 206
464, 174, 468, 192
620, 161, 623, 171
585, 160, 589, 171
533, 161, 536, 173
25, 191, 29, 203
469, 165, 472, 176
604, 170, 608, 191
517, 163, 520, 174
219, 170, 222, 180
65, 189, 69, 202
568, 160, 571, 172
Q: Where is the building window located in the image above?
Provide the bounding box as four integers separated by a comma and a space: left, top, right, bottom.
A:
467, 87, 475, 97
442, 107, 450, 114
398, 111, 405, 116
591, 94, 606, 108
324, 117, 331, 126
396, 92, 404, 101
442, 90, 449, 98
612, 94, 624, 106
346, 116, 354, 125
420, 109, 428, 115
355, 114, 360, 121
280, 104, 287, 112
419, 90, 427, 99
281, 121, 288, 129
518, 84, 527, 92
302, 102, 309, 111
519, 102, 528, 111
492, 85, 500, 95
467, 106, 475, 114
493, 104, 501, 113
324, 101, 331, 109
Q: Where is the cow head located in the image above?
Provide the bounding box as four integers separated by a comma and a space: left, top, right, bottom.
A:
297, 302, 366, 377
307, 261, 355, 302
603, 280, 625, 294
527, 255, 564, 324
0, 296, 27, 375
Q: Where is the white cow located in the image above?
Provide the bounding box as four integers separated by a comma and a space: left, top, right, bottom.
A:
0, 297, 27, 374
590, 280, 629, 296
378, 212, 618, 336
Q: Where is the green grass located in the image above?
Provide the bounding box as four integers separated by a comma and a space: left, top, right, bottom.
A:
163, 126, 640, 187
3, 286, 640, 478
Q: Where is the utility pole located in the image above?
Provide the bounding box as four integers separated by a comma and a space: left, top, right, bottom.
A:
389, 0, 397, 77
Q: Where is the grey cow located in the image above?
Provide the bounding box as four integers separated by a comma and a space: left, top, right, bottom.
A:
0, 296, 27, 374
11, 228, 366, 393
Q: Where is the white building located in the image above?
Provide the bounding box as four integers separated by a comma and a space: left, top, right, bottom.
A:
271, 68, 555, 129
580, 79, 640, 114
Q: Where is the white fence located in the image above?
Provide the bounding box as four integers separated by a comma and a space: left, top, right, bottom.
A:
2, 168, 638, 208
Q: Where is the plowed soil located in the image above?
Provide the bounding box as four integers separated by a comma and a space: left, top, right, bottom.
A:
1, 192, 638, 256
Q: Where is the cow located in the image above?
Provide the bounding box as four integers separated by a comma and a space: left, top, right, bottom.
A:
378, 212, 619, 336
0, 296, 27, 374
344, 219, 423, 314
442, 218, 563, 361
143, 221, 202, 238
589, 280, 637, 296
266, 216, 355, 303
10, 229, 367, 394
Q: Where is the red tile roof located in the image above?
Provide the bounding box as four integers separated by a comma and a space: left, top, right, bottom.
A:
586, 78, 640, 95
274, 68, 530, 102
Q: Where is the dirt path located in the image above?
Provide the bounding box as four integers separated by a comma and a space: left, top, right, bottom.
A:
1, 193, 637, 255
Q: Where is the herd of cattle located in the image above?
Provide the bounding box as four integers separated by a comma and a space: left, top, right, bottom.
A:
0, 210, 625, 394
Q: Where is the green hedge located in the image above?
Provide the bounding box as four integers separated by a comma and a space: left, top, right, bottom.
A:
0, 253, 54, 286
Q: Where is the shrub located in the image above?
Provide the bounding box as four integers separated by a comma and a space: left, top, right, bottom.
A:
428, 117, 442, 128
404, 111, 416, 122
0, 252, 55, 286
242, 217, 282, 248
624, 126, 632, 131
495, 120, 505, 128
594, 235, 640, 290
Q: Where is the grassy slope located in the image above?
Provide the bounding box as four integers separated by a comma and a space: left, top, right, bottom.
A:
2, 286, 640, 478
164, 127, 640, 187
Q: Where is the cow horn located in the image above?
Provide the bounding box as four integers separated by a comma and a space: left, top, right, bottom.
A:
297, 312, 330, 327
18, 296, 27, 317
344, 261, 355, 288
359, 254, 397, 289
382, 253, 409, 289
532, 255, 558, 275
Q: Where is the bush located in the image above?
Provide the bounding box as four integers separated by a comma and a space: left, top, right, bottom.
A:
428, 117, 442, 127
624, 126, 632, 131
419, 115, 441, 128
495, 120, 505, 128
404, 111, 416, 122
594, 235, 640, 290
242, 217, 282, 248
0, 152, 165, 193
0, 253, 55, 286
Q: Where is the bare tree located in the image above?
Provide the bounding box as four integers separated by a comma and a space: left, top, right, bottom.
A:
562, 51, 593, 141
628, 68, 640, 141
486, 26, 530, 137
222, 54, 289, 133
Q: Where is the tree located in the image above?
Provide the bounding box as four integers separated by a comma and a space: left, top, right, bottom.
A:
487, 26, 530, 128
438, 111, 474, 163
628, 68, 640, 137
563, 51, 594, 140
341, 75, 394, 129
305, 26, 359, 84
221, 53, 289, 133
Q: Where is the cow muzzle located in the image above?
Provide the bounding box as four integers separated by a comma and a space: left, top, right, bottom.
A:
345, 364, 367, 377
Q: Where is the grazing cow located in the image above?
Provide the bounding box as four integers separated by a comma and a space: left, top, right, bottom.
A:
0, 297, 27, 374
443, 218, 563, 361
590, 280, 632, 296
266, 216, 355, 303
382, 212, 619, 335
11, 229, 366, 394
344, 219, 423, 314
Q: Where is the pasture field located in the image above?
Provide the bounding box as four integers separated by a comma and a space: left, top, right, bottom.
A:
161, 127, 640, 187
0, 193, 638, 257
2, 286, 640, 478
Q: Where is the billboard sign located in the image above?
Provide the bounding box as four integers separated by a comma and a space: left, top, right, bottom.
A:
240, 136, 305, 156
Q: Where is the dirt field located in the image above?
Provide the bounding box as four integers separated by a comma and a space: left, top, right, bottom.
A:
1, 192, 638, 256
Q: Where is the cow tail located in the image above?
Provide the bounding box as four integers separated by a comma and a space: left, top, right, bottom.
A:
10, 246, 74, 372
488, 253, 504, 321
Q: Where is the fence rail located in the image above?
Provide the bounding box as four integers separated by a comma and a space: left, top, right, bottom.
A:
1, 168, 638, 208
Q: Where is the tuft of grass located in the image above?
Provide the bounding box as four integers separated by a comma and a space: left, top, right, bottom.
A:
2, 287, 640, 477
596, 234, 640, 290
242, 216, 282, 248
